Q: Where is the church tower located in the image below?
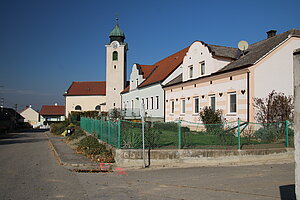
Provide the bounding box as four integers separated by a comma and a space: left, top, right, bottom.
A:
106, 18, 127, 111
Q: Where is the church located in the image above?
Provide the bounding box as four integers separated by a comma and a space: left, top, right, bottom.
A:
64, 19, 128, 116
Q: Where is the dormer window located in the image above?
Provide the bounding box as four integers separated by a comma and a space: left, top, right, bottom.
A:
112, 51, 118, 61
189, 65, 193, 78
200, 61, 205, 75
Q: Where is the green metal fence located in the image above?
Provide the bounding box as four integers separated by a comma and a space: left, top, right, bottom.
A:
80, 117, 294, 150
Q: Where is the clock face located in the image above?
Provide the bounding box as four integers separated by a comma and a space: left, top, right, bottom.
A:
112, 42, 118, 49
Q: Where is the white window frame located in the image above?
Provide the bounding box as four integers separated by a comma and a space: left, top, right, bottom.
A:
189, 65, 193, 78
170, 100, 175, 114
228, 92, 237, 114
181, 98, 186, 114
194, 96, 199, 114
200, 61, 205, 75
209, 95, 216, 111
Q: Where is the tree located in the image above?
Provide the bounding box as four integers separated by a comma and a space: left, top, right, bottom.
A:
145, 122, 161, 167
253, 90, 294, 123
109, 108, 124, 121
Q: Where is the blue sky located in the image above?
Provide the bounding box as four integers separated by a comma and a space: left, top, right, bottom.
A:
0, 0, 299, 111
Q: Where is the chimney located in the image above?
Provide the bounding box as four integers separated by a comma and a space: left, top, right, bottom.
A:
266, 30, 277, 38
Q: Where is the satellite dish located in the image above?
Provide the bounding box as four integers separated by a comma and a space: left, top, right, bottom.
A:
238, 40, 249, 51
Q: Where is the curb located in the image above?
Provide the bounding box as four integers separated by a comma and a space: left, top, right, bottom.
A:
45, 131, 112, 172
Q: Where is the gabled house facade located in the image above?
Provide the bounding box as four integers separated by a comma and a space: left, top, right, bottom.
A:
64, 81, 106, 117
40, 104, 66, 125
19, 106, 40, 127
121, 46, 189, 121
163, 29, 300, 123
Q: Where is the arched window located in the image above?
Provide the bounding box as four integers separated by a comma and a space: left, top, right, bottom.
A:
95, 105, 100, 110
112, 51, 118, 61
75, 105, 82, 110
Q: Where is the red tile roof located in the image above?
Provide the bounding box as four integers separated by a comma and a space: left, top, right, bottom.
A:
138, 46, 189, 88
40, 105, 65, 116
65, 81, 106, 96
138, 65, 156, 79
121, 46, 189, 94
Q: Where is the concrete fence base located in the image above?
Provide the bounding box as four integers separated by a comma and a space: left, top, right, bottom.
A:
115, 148, 294, 168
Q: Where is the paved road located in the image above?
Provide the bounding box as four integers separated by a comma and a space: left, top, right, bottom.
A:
0, 131, 88, 200
0, 131, 296, 200
77, 163, 295, 200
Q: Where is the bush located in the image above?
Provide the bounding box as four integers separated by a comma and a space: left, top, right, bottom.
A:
121, 123, 142, 148
254, 127, 281, 142
67, 127, 85, 140
50, 122, 68, 135
77, 135, 114, 162
199, 107, 223, 134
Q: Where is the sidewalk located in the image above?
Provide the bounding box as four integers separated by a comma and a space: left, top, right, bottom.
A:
46, 131, 101, 170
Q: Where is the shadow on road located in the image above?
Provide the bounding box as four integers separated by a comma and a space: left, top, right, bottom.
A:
279, 184, 296, 200
0, 130, 49, 145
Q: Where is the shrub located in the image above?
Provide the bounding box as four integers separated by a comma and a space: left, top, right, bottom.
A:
77, 136, 114, 162
67, 127, 85, 140
254, 126, 281, 142
121, 125, 142, 148
50, 122, 68, 135
253, 90, 294, 123
199, 106, 223, 134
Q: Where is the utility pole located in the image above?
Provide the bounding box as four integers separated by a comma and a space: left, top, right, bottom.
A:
0, 98, 3, 112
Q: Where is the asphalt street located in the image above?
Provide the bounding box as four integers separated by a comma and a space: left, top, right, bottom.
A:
0, 131, 296, 200
0, 131, 88, 200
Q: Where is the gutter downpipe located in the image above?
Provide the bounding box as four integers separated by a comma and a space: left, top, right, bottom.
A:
247, 71, 250, 122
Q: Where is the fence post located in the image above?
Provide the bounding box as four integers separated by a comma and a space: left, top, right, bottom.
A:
108, 120, 111, 144
100, 119, 103, 140
285, 120, 289, 148
178, 120, 181, 149
117, 120, 121, 149
237, 118, 241, 150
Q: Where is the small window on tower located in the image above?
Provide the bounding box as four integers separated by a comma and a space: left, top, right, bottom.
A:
114, 65, 117, 69
113, 51, 118, 61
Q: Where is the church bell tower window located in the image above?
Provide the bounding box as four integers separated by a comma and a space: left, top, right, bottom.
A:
113, 51, 118, 61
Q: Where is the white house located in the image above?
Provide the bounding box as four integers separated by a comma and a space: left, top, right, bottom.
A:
163, 29, 300, 123
121, 46, 189, 121
19, 106, 40, 127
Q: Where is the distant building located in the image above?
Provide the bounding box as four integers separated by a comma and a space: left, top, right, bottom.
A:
0, 108, 25, 132
19, 106, 40, 127
39, 104, 65, 125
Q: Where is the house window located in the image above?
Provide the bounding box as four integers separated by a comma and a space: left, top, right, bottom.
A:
189, 65, 193, 78
181, 99, 186, 114
112, 51, 118, 61
210, 95, 216, 111
229, 92, 237, 113
136, 79, 138, 87
194, 97, 199, 113
131, 100, 134, 109
75, 105, 82, 110
201, 62, 205, 75
146, 98, 149, 110
151, 97, 154, 109
142, 98, 144, 106
95, 105, 100, 110
171, 100, 175, 114
156, 96, 159, 109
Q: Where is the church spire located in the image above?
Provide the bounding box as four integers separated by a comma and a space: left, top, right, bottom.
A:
109, 17, 125, 43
